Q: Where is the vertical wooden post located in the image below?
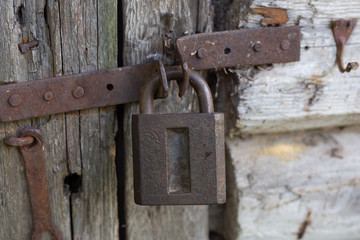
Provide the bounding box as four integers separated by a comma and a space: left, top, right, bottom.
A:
122, 1, 212, 239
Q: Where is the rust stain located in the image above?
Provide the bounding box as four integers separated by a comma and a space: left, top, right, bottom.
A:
297, 210, 312, 239
308, 78, 324, 83
252, 8, 288, 25
254, 144, 306, 161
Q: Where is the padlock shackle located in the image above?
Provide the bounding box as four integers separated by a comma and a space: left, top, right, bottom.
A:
140, 66, 214, 114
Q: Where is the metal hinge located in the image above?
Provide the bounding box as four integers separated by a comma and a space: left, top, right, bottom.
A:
0, 26, 301, 122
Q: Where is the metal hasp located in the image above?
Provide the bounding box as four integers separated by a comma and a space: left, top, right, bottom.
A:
176, 25, 301, 70
332, 19, 359, 73
132, 68, 225, 205
0, 26, 301, 122
4, 129, 63, 240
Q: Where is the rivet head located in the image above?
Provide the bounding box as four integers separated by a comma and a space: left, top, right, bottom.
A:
196, 48, 208, 59
43, 91, 53, 101
8, 94, 23, 107
253, 42, 262, 52
280, 40, 290, 50
72, 86, 85, 98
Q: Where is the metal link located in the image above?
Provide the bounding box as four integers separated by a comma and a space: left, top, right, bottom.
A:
156, 60, 169, 99
4, 136, 34, 147
178, 61, 190, 97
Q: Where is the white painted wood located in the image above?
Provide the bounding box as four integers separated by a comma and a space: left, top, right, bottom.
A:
227, 0, 360, 135
225, 126, 360, 240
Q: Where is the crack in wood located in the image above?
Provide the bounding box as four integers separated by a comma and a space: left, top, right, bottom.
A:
297, 210, 312, 239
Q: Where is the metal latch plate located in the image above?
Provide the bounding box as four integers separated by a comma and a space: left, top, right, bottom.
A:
177, 26, 301, 70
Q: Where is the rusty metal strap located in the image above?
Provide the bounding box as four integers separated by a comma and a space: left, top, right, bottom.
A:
176, 25, 300, 70
0, 62, 158, 122
0, 26, 301, 122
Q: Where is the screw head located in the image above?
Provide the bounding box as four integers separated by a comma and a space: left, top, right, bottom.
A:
72, 86, 85, 98
43, 91, 54, 101
8, 94, 23, 107
253, 42, 262, 52
196, 48, 208, 59
280, 40, 290, 50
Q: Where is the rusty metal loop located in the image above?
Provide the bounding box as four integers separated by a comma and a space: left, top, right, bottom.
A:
18, 128, 43, 152
175, 37, 190, 97
140, 66, 214, 114
178, 61, 190, 97
4, 136, 35, 147
336, 40, 359, 72
156, 60, 169, 99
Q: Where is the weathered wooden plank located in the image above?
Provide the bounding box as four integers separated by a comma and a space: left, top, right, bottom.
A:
0, 0, 118, 239
225, 126, 360, 239
225, 0, 360, 135
123, 1, 212, 239
0, 0, 72, 239
0, 1, 33, 238
57, 0, 118, 239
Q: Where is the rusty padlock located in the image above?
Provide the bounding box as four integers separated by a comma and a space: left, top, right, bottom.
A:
132, 67, 225, 205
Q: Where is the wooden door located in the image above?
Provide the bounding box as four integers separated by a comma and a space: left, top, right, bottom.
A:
0, 1, 118, 239
3, 1, 359, 240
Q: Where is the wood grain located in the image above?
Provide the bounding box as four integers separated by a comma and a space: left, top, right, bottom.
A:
226, 126, 360, 239
123, 1, 212, 239
224, 0, 360, 135
0, 0, 118, 239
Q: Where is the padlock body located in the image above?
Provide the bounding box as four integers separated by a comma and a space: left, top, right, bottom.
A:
132, 113, 225, 205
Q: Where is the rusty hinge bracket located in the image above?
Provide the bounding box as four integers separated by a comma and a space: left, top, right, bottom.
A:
0, 26, 301, 122
5, 129, 63, 240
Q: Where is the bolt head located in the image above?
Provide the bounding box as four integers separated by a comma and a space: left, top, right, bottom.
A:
72, 86, 85, 98
8, 94, 22, 107
280, 40, 290, 50
253, 42, 262, 52
196, 48, 208, 59
43, 91, 54, 101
